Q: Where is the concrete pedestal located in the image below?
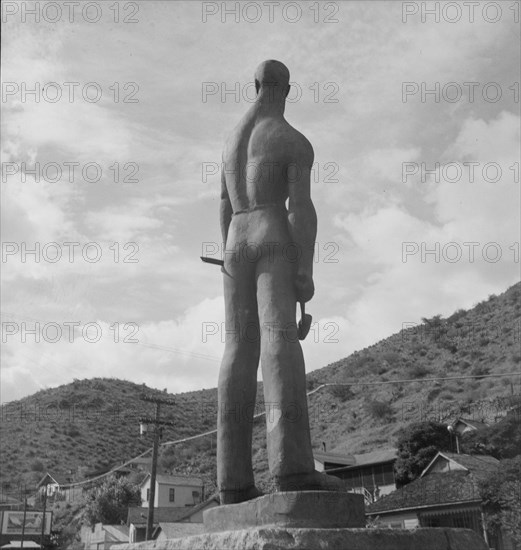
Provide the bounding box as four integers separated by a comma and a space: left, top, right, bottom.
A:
116, 492, 489, 550
204, 491, 365, 531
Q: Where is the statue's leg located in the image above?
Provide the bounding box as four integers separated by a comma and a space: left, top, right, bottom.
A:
256, 252, 347, 492
255, 252, 315, 479
217, 256, 263, 504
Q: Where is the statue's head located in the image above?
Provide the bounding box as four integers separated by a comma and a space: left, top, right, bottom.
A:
254, 60, 290, 100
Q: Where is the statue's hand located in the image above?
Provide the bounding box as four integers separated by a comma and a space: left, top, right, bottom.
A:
295, 270, 314, 303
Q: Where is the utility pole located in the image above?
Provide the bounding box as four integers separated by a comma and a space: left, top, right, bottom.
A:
40, 488, 47, 549
140, 394, 175, 542
20, 490, 27, 550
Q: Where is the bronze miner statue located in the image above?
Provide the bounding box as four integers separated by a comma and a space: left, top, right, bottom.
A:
216, 60, 344, 504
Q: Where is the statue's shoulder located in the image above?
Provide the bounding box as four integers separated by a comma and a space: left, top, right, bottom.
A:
285, 122, 314, 163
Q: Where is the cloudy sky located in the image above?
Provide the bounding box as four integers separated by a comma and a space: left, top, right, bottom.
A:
1, 1, 519, 403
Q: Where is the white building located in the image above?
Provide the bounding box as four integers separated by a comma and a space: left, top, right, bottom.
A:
139, 474, 203, 508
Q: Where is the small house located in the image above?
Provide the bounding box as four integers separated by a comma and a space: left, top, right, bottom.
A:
366, 452, 504, 547
139, 474, 203, 509
314, 448, 398, 504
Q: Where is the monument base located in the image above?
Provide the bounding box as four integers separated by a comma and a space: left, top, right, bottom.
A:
116, 491, 488, 550
116, 526, 489, 550
204, 491, 365, 531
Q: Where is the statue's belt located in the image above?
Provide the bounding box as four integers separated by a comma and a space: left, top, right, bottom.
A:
232, 203, 286, 216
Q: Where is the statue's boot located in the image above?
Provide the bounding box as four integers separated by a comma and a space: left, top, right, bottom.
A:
274, 470, 347, 492
219, 484, 264, 505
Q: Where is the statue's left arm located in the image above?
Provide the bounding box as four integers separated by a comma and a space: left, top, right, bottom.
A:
287, 139, 317, 303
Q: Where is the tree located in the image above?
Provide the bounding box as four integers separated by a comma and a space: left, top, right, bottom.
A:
394, 421, 452, 487
461, 408, 521, 459
478, 456, 521, 546
84, 475, 141, 526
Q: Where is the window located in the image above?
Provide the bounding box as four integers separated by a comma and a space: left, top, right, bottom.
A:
169, 488, 175, 502
340, 470, 358, 489
192, 490, 200, 502
375, 463, 395, 486
146, 489, 150, 502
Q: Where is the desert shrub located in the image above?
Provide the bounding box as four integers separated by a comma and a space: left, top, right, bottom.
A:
407, 363, 430, 378
427, 386, 443, 401
471, 364, 490, 378
381, 351, 401, 367
438, 338, 458, 353
448, 309, 466, 324
366, 400, 393, 422
65, 424, 81, 437
30, 460, 44, 472
328, 385, 354, 402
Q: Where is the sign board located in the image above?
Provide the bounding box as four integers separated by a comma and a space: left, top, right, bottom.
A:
1, 511, 52, 536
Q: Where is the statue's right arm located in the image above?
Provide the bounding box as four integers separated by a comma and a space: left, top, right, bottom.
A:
220, 164, 233, 247
287, 141, 317, 303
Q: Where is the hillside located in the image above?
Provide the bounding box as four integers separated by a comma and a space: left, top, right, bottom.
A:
1, 282, 520, 500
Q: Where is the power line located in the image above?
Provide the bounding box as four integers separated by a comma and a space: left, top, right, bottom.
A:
315, 371, 521, 387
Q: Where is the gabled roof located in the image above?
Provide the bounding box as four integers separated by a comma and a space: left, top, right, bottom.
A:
421, 452, 499, 479
36, 472, 69, 488
139, 474, 203, 487
366, 471, 481, 515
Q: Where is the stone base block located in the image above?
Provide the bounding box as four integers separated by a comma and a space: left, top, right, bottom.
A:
203, 491, 365, 531
116, 527, 489, 550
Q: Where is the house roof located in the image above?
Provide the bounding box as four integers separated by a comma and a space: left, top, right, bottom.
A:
36, 472, 69, 488
314, 448, 397, 471
366, 471, 481, 515
314, 452, 356, 466
353, 448, 398, 466
139, 474, 203, 487
452, 418, 489, 430
180, 495, 220, 518
127, 507, 194, 526
421, 452, 499, 479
